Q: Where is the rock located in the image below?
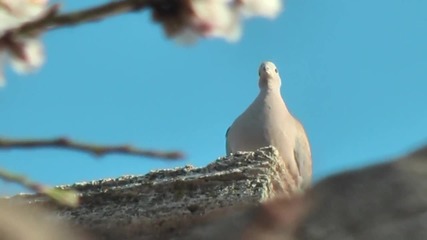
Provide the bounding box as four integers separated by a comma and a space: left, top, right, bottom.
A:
181, 145, 427, 240
7, 146, 297, 239
7, 145, 427, 240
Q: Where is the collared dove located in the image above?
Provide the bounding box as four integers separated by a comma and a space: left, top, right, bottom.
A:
225, 61, 312, 190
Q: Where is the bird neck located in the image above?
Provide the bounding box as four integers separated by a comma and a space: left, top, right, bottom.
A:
257, 88, 288, 110
259, 87, 282, 96
258, 76, 281, 90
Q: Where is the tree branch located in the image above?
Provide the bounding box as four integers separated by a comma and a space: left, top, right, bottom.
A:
10, 0, 177, 37
0, 137, 184, 160
0, 168, 79, 207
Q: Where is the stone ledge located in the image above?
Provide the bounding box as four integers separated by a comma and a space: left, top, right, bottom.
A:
7, 146, 298, 239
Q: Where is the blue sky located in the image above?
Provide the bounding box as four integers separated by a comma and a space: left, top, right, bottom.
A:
1, 0, 427, 195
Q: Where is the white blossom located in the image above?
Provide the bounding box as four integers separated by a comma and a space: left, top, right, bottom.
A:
9, 38, 45, 74
0, 0, 47, 31
153, 0, 283, 43
238, 0, 282, 19
186, 0, 241, 42
0, 0, 48, 86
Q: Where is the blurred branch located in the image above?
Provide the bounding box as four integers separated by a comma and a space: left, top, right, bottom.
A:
0, 168, 79, 207
9, 0, 176, 37
0, 137, 184, 160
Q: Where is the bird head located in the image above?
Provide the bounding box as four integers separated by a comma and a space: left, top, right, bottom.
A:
258, 61, 281, 90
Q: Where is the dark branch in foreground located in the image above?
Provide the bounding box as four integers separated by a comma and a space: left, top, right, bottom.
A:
0, 137, 184, 160
9, 0, 177, 37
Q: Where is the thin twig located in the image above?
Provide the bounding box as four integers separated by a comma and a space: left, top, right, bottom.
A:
9, 0, 175, 36
0, 137, 184, 160
0, 168, 79, 207
0, 167, 44, 192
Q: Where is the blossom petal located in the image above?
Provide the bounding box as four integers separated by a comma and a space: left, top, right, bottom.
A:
155, 0, 284, 43
0, 0, 47, 19
0, 0, 49, 35
189, 0, 242, 42
10, 38, 44, 74
239, 0, 283, 19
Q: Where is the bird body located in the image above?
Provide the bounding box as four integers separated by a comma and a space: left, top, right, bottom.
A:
226, 61, 312, 189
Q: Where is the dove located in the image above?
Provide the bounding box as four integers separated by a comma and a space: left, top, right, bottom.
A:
225, 61, 312, 190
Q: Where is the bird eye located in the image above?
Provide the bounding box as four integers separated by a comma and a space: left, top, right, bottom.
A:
275, 68, 278, 73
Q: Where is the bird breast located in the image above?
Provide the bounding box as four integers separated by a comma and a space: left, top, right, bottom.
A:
228, 93, 294, 153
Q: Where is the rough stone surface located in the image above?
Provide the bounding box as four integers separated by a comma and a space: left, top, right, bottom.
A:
5, 145, 427, 240
6, 146, 298, 239
179, 145, 427, 240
